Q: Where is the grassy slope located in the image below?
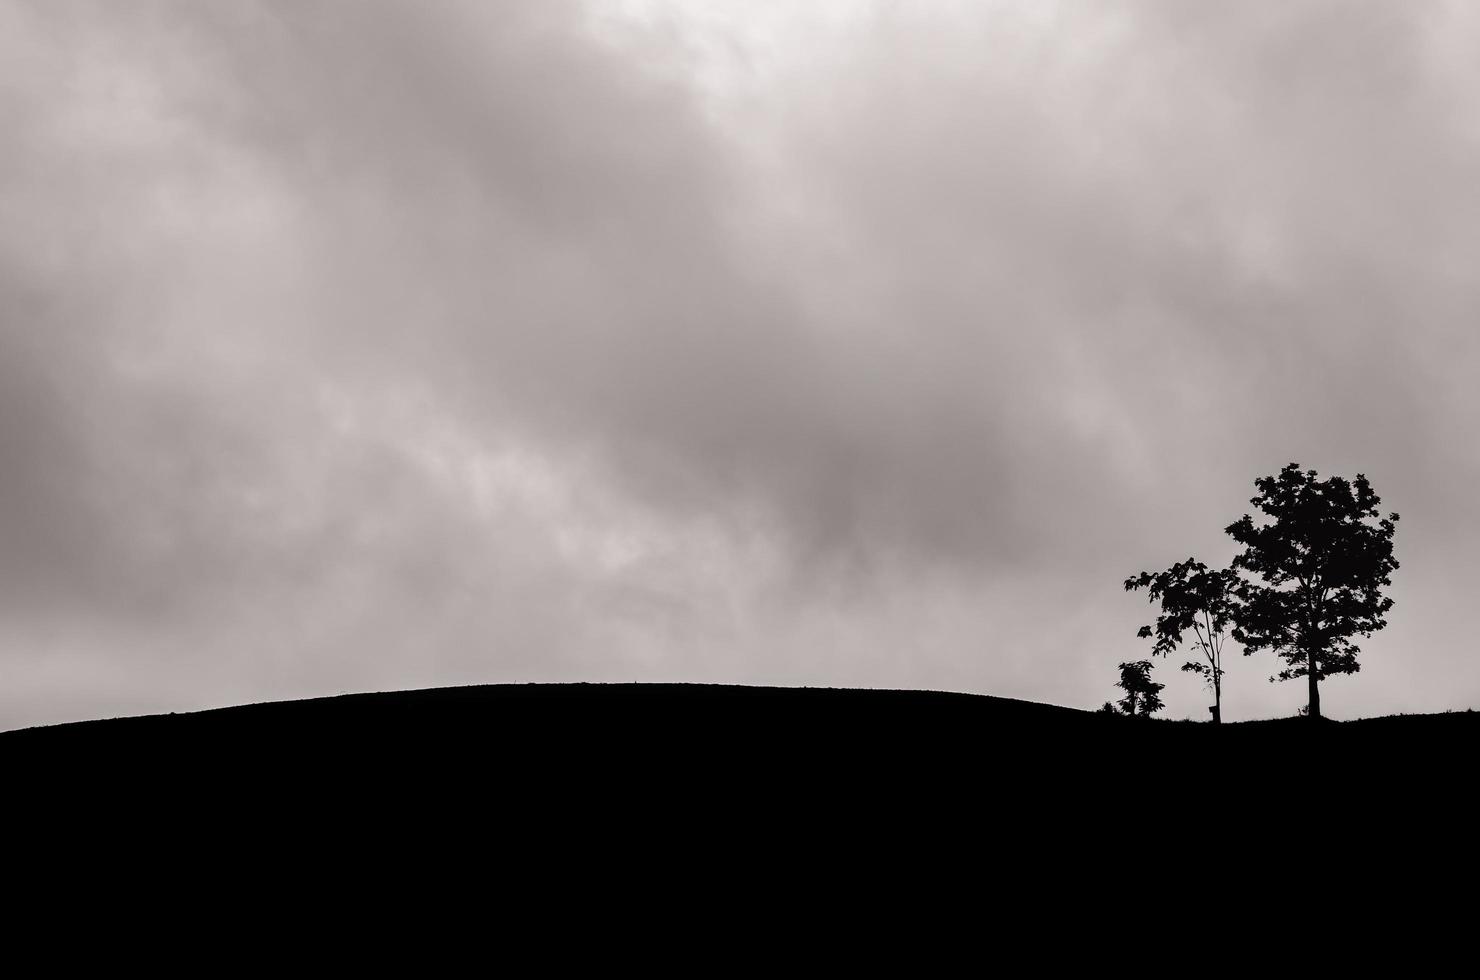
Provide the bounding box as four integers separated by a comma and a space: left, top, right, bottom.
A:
4, 684, 1473, 882
5, 681, 1474, 770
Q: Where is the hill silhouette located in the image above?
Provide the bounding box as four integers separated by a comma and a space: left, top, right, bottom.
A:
5, 683, 1473, 898
2, 681, 1093, 746
6, 682, 1475, 780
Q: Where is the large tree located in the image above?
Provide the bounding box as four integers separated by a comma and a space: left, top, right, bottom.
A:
1225, 464, 1400, 720
1125, 559, 1239, 723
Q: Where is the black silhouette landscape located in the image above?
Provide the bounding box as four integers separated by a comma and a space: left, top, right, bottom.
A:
9, 675, 1477, 907
7, 6, 1480, 875
9, 682, 1474, 772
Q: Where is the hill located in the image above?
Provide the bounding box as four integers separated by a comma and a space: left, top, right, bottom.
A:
1, 681, 1090, 745
4, 683, 1474, 893
6, 681, 1475, 780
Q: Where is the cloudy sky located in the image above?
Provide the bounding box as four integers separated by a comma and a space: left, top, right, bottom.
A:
3, 0, 1478, 729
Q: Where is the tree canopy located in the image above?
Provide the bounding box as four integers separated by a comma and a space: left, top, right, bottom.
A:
1113, 660, 1165, 718
1124, 558, 1239, 722
1224, 463, 1399, 719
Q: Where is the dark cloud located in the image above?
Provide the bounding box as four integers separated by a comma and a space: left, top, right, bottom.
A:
2, 1, 1478, 727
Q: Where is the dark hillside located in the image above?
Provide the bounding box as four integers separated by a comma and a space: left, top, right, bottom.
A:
1, 680, 1094, 746
3, 684, 1474, 886
3, 683, 1106, 790
5, 682, 1474, 781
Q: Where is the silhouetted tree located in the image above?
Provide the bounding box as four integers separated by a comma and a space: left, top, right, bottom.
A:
1114, 661, 1165, 718
1125, 559, 1240, 723
1225, 464, 1399, 720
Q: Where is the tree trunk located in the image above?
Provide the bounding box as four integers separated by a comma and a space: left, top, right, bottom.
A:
1307, 649, 1321, 720
1212, 672, 1222, 724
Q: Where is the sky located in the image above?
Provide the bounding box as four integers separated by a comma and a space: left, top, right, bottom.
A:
3, 0, 1479, 729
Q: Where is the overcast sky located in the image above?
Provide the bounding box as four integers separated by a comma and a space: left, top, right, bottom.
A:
3, 0, 1478, 729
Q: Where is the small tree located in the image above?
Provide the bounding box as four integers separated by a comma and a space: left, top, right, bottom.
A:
1225, 463, 1400, 720
1125, 559, 1240, 723
1114, 661, 1165, 718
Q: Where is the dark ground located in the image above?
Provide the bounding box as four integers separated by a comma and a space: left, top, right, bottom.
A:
5, 684, 1475, 899
6, 681, 1474, 800
7, 678, 1475, 742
